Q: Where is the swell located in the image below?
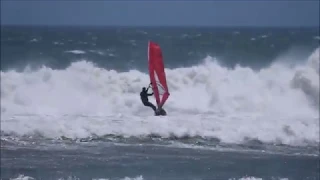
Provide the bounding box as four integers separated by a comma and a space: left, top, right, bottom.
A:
1, 27, 319, 71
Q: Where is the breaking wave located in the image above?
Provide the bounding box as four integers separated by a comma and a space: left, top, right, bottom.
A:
1, 48, 319, 147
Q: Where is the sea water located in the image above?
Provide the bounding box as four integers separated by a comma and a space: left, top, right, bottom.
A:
1, 26, 319, 180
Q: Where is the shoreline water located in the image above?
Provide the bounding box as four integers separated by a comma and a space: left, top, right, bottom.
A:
1, 141, 319, 180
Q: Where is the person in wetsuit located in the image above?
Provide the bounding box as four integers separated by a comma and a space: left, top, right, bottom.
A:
140, 84, 157, 112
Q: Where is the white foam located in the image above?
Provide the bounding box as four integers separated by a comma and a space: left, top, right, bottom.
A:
129, 40, 137, 46
78, 41, 88, 45
10, 175, 35, 180
65, 50, 86, 54
29, 38, 39, 42
120, 176, 143, 180
53, 41, 64, 45
7, 174, 290, 180
89, 50, 105, 56
260, 35, 268, 38
7, 175, 143, 180
92, 175, 143, 180
233, 177, 262, 180
1, 48, 319, 146
229, 177, 288, 180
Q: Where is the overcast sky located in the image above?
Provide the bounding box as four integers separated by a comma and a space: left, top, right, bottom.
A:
1, 1, 319, 27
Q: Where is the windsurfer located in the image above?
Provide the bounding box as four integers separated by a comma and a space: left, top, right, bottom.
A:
140, 83, 157, 112
146, 41, 169, 116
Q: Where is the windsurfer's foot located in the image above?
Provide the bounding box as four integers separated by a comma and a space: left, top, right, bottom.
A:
155, 108, 167, 116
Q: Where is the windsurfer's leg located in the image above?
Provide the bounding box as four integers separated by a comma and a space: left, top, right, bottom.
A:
158, 108, 167, 115
155, 107, 167, 116
143, 102, 157, 112
161, 108, 166, 115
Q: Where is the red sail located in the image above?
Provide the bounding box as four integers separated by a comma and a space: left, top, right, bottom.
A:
148, 41, 170, 108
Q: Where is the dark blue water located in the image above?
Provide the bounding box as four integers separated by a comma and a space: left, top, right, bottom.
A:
1, 26, 319, 71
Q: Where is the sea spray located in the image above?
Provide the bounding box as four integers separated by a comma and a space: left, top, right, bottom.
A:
1, 48, 319, 147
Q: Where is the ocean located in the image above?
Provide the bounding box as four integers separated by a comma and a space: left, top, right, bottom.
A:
1, 26, 319, 180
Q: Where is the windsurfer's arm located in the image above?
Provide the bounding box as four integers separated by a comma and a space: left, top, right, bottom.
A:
147, 83, 154, 95
146, 83, 152, 90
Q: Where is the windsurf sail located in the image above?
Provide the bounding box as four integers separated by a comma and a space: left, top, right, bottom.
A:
148, 41, 170, 109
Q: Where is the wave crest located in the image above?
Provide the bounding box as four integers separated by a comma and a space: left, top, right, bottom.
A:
1, 48, 319, 147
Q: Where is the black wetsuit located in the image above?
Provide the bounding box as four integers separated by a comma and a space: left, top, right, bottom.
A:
140, 89, 157, 112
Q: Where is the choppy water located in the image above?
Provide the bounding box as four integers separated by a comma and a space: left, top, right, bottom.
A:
1, 26, 319, 180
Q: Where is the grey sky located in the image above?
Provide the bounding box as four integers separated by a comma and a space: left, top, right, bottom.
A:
1, 1, 319, 27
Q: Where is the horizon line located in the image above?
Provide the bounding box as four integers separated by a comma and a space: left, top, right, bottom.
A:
1, 24, 319, 29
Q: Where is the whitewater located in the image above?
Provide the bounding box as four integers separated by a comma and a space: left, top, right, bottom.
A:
1, 47, 319, 148
1, 26, 320, 180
